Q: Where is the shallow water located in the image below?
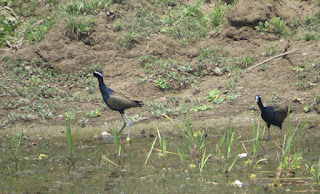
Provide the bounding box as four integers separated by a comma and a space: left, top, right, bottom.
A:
1, 121, 320, 193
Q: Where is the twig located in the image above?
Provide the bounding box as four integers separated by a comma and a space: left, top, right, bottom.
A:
248, 49, 298, 70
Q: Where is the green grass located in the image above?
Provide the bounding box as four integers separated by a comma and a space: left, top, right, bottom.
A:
24, 17, 56, 43
113, 127, 121, 165
66, 16, 95, 40
0, 6, 20, 46
234, 55, 255, 68
87, 109, 101, 117
264, 46, 277, 56
157, 128, 167, 166
279, 108, 306, 175
307, 158, 320, 189
255, 21, 269, 34
119, 32, 140, 50
270, 17, 289, 36
5, 129, 24, 172
302, 32, 318, 41
65, 0, 113, 15
0, 57, 101, 124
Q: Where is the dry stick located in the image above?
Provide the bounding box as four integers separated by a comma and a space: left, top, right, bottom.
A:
248, 49, 298, 70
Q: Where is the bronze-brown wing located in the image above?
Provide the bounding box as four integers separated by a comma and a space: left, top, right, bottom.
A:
107, 92, 140, 111
273, 106, 289, 123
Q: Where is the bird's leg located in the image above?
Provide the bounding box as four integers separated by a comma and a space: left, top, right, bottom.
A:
117, 113, 127, 136
262, 127, 270, 141
124, 114, 133, 140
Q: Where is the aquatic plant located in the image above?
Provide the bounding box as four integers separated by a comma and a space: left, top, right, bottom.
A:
199, 148, 211, 174
157, 128, 167, 166
216, 114, 242, 176
177, 146, 186, 171
279, 120, 305, 175
145, 136, 157, 166
6, 129, 24, 172
247, 119, 267, 172
307, 158, 320, 190
113, 127, 121, 165
64, 113, 74, 153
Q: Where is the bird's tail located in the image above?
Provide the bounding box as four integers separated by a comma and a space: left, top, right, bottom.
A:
285, 106, 294, 113
134, 100, 143, 107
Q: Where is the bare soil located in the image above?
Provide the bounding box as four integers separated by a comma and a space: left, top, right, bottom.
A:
1, 0, 320, 138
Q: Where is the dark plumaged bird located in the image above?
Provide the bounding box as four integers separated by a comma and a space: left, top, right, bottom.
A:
93, 71, 143, 139
255, 95, 291, 140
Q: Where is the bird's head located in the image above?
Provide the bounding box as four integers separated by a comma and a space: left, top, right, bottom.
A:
254, 95, 261, 103
93, 71, 104, 78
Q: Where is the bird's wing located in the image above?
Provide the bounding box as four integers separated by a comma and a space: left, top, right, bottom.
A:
273, 107, 289, 123
107, 92, 140, 110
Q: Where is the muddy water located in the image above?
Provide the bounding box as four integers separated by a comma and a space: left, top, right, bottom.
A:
1, 114, 320, 193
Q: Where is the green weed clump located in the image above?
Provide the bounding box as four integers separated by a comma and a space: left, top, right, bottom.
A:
0, 5, 21, 46
234, 55, 255, 69
66, 16, 95, 40
161, 1, 232, 46
279, 110, 306, 176
5, 129, 24, 172
255, 21, 269, 34
65, 0, 112, 15
139, 56, 198, 90
0, 57, 101, 124
270, 17, 288, 36
24, 17, 56, 43
306, 158, 320, 189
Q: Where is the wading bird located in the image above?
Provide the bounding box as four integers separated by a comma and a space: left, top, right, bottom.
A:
255, 95, 291, 140
93, 71, 142, 139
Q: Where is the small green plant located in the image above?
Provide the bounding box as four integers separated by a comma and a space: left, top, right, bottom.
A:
177, 145, 186, 171
226, 93, 240, 102
293, 66, 305, 72
190, 105, 213, 112
113, 127, 121, 165
208, 2, 230, 27
64, 113, 74, 154
24, 17, 56, 43
234, 55, 255, 68
157, 128, 167, 166
218, 114, 241, 176
64, 112, 75, 167
0, 6, 20, 46
183, 112, 206, 160
199, 148, 211, 174
302, 32, 318, 41
66, 16, 95, 40
154, 77, 170, 90
264, 46, 277, 56
205, 89, 225, 104
145, 136, 158, 166
87, 109, 100, 117
65, 0, 112, 15
161, 1, 209, 46
255, 21, 269, 34
279, 119, 306, 175
307, 158, 320, 189
303, 105, 310, 113
119, 32, 139, 50
270, 17, 288, 36
305, 10, 320, 31
314, 92, 320, 110
248, 120, 267, 172
6, 130, 24, 171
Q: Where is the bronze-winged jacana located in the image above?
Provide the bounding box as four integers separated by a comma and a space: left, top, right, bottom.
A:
255, 95, 291, 140
93, 71, 142, 139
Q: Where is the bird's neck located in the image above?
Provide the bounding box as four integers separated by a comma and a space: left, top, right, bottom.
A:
257, 99, 265, 112
97, 77, 111, 97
